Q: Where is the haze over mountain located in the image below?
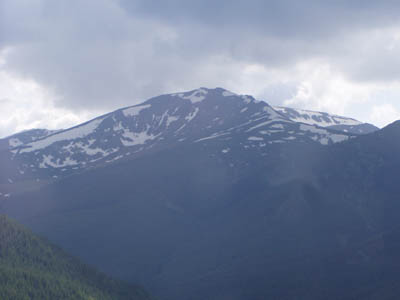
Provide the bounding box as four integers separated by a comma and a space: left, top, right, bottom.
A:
1, 88, 397, 300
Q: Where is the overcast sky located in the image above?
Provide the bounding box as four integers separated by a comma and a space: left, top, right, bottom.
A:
2, 0, 400, 137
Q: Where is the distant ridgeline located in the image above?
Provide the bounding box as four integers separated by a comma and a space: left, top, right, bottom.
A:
0, 215, 151, 300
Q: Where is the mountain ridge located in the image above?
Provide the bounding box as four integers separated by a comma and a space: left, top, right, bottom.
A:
2, 87, 355, 187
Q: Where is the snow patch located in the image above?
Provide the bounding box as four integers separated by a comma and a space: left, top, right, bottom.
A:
299, 124, 328, 135
222, 90, 236, 97
270, 124, 284, 130
123, 104, 151, 117
39, 155, 78, 169
195, 132, 230, 142
241, 95, 253, 104
274, 106, 362, 127
20, 118, 104, 153
9, 138, 23, 148
120, 129, 159, 146
185, 107, 199, 122
248, 136, 264, 141
246, 120, 276, 132
221, 148, 230, 153
330, 134, 349, 143
263, 106, 282, 119
106, 155, 124, 163
284, 136, 296, 140
320, 138, 329, 145
167, 115, 179, 127
180, 88, 208, 103
113, 122, 124, 131
300, 124, 349, 145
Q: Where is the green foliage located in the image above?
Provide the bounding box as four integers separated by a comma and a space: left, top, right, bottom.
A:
0, 215, 151, 300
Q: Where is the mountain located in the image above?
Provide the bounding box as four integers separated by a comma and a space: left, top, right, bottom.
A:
0, 214, 151, 300
3, 88, 352, 185
274, 106, 379, 134
0, 87, 396, 300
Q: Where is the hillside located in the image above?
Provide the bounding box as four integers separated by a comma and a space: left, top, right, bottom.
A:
0, 215, 151, 300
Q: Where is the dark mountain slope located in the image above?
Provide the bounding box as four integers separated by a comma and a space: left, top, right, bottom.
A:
0, 215, 151, 300
266, 120, 400, 300
5, 121, 400, 300
1, 138, 326, 299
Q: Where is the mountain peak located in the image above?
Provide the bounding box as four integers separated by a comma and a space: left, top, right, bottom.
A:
146, 87, 260, 105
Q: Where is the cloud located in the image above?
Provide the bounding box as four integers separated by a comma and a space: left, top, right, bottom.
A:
119, 1, 400, 39
2, 0, 400, 137
370, 104, 400, 128
1, 0, 184, 110
282, 61, 372, 114
0, 70, 98, 138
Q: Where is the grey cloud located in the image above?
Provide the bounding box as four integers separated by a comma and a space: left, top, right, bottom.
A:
257, 83, 298, 106
119, 0, 400, 38
2, 0, 400, 114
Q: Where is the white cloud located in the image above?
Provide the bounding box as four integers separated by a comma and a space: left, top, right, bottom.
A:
370, 104, 400, 128
0, 70, 99, 138
282, 61, 371, 114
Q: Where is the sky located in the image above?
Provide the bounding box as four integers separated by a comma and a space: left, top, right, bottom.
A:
2, 0, 400, 137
